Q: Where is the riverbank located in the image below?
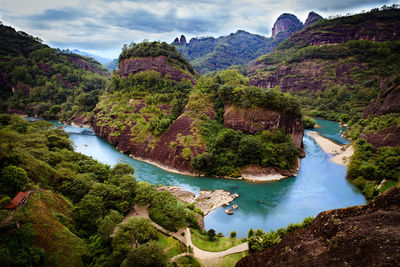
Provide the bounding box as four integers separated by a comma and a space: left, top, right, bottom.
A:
307, 131, 353, 166
129, 153, 298, 182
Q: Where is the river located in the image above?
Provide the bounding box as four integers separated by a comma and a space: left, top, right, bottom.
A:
52, 119, 365, 238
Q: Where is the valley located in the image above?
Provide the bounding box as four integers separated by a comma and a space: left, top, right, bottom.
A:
0, 3, 400, 267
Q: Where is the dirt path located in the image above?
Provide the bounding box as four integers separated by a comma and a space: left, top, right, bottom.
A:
120, 205, 249, 263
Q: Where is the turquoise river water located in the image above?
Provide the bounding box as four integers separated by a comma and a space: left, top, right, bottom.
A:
53, 119, 365, 238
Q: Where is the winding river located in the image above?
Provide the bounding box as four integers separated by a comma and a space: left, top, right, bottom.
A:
53, 119, 365, 238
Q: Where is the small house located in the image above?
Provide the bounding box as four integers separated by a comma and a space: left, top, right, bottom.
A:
6, 191, 34, 209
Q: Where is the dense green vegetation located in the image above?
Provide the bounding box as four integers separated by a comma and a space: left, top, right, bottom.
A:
0, 115, 198, 266
96, 70, 192, 138
0, 23, 109, 122
188, 70, 300, 177
247, 216, 314, 253
347, 139, 400, 200
173, 30, 283, 74
119, 41, 195, 75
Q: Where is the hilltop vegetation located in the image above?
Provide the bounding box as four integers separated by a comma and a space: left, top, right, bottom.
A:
119, 41, 196, 76
0, 23, 109, 122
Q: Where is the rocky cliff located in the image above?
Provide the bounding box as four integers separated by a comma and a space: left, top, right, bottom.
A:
271, 13, 303, 39
66, 56, 109, 76
223, 105, 304, 151
118, 56, 196, 85
237, 187, 400, 267
363, 84, 400, 117
304, 11, 323, 27
93, 106, 212, 173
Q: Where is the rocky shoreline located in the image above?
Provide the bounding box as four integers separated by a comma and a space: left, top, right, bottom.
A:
157, 186, 239, 216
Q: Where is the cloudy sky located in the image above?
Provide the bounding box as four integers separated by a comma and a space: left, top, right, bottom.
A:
0, 0, 396, 59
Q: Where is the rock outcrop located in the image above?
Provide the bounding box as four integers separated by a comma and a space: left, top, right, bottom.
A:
118, 56, 196, 85
180, 35, 187, 45
271, 13, 303, 39
304, 11, 323, 27
223, 105, 304, 151
363, 84, 400, 117
93, 110, 209, 174
237, 187, 400, 267
157, 186, 239, 215
360, 126, 400, 149
66, 56, 109, 76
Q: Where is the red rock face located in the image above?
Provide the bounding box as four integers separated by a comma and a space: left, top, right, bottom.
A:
223, 105, 304, 154
248, 60, 361, 92
304, 11, 323, 27
66, 56, 109, 76
360, 126, 400, 148
363, 85, 400, 117
118, 56, 196, 85
92, 107, 210, 173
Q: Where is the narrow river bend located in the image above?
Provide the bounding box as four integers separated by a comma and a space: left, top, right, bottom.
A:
53, 119, 365, 238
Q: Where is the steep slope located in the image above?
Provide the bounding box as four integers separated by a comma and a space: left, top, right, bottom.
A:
304, 11, 323, 27
0, 23, 110, 122
237, 187, 400, 267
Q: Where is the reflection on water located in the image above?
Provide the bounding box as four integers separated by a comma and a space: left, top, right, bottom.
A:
50, 120, 365, 238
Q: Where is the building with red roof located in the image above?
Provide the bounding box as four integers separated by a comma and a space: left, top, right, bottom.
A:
6, 191, 34, 209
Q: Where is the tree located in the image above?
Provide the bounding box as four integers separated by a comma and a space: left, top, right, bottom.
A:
207, 229, 216, 240
230, 231, 237, 238
112, 217, 157, 249
0, 165, 28, 196
110, 163, 135, 177
121, 241, 167, 267
73, 194, 104, 236
97, 210, 123, 241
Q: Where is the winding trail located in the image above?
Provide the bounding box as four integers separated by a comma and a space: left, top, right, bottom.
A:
119, 205, 249, 263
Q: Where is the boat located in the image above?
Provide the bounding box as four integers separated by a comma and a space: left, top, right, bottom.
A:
232, 204, 238, 210
83, 144, 88, 147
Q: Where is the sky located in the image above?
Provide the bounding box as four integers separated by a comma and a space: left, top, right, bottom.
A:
0, 0, 397, 59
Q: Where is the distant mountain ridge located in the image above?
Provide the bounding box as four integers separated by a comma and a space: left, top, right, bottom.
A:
65, 49, 112, 65
172, 12, 322, 74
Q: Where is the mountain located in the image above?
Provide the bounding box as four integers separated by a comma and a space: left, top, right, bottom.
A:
304, 11, 323, 27
172, 30, 282, 74
247, 6, 400, 200
93, 41, 303, 179
271, 13, 303, 39
172, 12, 322, 74
0, 23, 109, 122
66, 49, 112, 65
237, 187, 400, 267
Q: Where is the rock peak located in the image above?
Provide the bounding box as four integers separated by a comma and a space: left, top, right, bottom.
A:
305, 11, 323, 27
180, 35, 187, 45
272, 13, 303, 39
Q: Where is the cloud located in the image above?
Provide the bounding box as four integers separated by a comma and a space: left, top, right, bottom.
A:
0, 0, 396, 58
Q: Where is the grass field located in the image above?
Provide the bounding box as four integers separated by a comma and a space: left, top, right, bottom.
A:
156, 232, 185, 259
190, 229, 244, 252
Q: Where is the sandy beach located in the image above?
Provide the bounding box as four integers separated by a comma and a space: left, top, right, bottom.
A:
307, 131, 353, 166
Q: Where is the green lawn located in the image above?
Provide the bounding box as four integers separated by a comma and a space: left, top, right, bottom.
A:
156, 232, 185, 259
190, 229, 244, 252
222, 251, 249, 267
